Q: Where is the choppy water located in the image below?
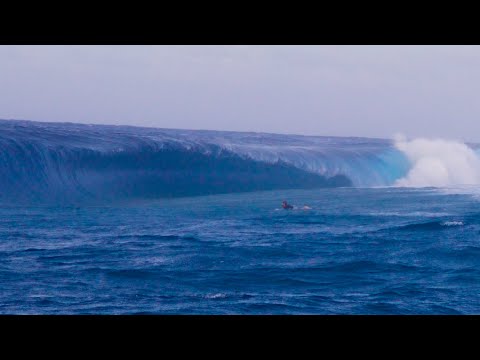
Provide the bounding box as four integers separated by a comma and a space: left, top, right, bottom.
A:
1, 186, 479, 314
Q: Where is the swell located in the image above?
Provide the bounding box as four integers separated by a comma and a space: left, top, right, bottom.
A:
0, 120, 355, 204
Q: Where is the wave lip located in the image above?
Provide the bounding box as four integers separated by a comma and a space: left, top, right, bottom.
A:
0, 119, 358, 204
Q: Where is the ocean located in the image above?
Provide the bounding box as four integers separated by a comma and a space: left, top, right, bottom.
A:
1, 119, 480, 314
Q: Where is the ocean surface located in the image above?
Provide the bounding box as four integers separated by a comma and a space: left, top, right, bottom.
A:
1, 119, 480, 314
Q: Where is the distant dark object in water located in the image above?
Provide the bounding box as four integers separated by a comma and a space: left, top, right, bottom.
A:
282, 200, 294, 210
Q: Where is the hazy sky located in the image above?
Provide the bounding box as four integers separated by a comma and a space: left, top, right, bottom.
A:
1, 45, 480, 141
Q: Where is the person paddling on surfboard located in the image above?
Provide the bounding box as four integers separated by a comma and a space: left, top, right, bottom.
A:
282, 200, 293, 210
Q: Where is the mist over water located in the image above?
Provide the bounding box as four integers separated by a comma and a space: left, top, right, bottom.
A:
394, 135, 480, 188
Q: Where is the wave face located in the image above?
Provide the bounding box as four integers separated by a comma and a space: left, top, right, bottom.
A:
0, 119, 478, 204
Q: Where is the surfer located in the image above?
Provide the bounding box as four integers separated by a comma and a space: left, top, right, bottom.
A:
282, 200, 293, 210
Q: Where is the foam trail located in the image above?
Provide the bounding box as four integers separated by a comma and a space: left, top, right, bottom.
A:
394, 135, 480, 187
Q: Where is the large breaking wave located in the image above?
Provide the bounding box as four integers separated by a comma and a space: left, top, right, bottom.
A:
0, 119, 479, 204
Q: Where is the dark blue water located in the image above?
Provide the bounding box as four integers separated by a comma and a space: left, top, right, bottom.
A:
2, 119, 480, 314
2, 186, 479, 314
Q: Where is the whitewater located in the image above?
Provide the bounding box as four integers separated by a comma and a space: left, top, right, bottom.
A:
2, 119, 480, 314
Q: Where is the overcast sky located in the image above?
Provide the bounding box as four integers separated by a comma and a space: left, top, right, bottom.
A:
1, 45, 480, 141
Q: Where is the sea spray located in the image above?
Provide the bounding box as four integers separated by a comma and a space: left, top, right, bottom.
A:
394, 134, 480, 187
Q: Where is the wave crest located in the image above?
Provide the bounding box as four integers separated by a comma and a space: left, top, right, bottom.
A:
2, 120, 480, 204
